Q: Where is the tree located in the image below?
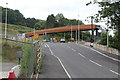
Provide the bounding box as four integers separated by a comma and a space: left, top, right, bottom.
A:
55, 13, 84, 27
46, 14, 57, 28
98, 2, 120, 50
69, 19, 84, 25
2, 7, 25, 25
99, 33, 107, 45
87, 1, 120, 50
55, 13, 65, 22
34, 20, 46, 30
14, 10, 25, 25
1, 6, 39, 28
25, 18, 39, 28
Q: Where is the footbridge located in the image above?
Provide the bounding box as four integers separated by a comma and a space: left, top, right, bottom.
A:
25, 24, 100, 37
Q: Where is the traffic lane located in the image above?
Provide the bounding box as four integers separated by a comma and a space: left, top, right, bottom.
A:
48, 43, 118, 78
66, 43, 119, 73
39, 43, 68, 78
72, 43, 119, 73
47, 43, 118, 78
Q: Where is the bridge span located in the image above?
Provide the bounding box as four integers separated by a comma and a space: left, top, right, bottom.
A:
26, 24, 100, 37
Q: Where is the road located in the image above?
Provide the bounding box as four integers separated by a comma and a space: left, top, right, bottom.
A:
39, 42, 120, 79
0, 63, 16, 79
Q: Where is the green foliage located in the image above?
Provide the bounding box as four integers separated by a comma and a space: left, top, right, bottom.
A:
2, 40, 22, 47
99, 33, 107, 45
1, 6, 85, 31
87, 1, 120, 50
38, 36, 44, 42
46, 14, 57, 28
2, 7, 25, 26
38, 54, 43, 73
45, 13, 84, 29
25, 18, 39, 28
47, 31, 90, 42
20, 44, 32, 76
98, 2, 120, 50
34, 20, 46, 30
82, 31, 91, 41
2, 40, 22, 63
1, 7, 39, 28
55, 13, 69, 26
98, 32, 119, 49
2, 23, 34, 34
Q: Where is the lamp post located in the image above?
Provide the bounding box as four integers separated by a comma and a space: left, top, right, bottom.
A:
71, 24, 72, 40
64, 32, 65, 40
106, 17, 109, 47
91, 16, 94, 43
78, 15, 80, 42
5, 3, 8, 38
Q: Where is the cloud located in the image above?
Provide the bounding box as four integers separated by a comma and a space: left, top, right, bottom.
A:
1, 0, 101, 21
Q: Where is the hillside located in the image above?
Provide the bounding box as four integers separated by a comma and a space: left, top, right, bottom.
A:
1, 23, 34, 37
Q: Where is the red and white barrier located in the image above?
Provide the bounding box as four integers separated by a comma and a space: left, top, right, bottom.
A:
8, 70, 16, 80
8, 65, 20, 80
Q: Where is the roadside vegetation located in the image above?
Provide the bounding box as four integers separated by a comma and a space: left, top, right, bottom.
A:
2, 39, 36, 77
98, 32, 118, 49
1, 6, 84, 31
2, 40, 22, 63
1, 23, 34, 34
47, 31, 91, 42
87, 1, 120, 51
20, 44, 32, 77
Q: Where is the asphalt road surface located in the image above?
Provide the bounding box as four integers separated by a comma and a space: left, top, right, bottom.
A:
0, 63, 16, 78
39, 42, 120, 79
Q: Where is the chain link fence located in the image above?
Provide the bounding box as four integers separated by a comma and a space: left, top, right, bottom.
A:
1, 38, 42, 78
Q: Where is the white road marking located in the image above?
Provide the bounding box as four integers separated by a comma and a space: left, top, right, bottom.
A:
36, 73, 39, 80
72, 49, 76, 52
46, 44, 72, 79
46, 44, 53, 55
110, 70, 120, 76
56, 56, 72, 79
11, 65, 20, 70
44, 44, 47, 47
77, 44, 120, 62
78, 53, 86, 58
90, 48, 120, 62
89, 60, 103, 67
67, 46, 71, 48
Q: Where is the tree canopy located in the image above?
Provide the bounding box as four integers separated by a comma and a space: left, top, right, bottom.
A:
1, 7, 39, 28
1, 6, 84, 31
87, 1, 120, 50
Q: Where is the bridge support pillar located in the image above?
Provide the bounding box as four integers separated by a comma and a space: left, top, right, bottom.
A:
96, 29, 98, 39
91, 30, 94, 43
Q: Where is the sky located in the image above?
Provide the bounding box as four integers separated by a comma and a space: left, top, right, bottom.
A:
0, 0, 101, 22
1, 0, 115, 34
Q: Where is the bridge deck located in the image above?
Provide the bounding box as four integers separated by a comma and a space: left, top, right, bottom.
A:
26, 25, 97, 36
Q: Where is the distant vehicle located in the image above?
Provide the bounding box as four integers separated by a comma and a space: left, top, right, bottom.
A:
60, 39, 65, 43
43, 39, 49, 42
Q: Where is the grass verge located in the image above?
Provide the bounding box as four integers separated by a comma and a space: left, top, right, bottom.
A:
20, 44, 32, 77
2, 40, 22, 63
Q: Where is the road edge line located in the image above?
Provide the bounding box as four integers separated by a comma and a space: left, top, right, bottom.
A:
46, 43, 72, 79
110, 70, 120, 76
56, 56, 72, 79
77, 44, 120, 62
